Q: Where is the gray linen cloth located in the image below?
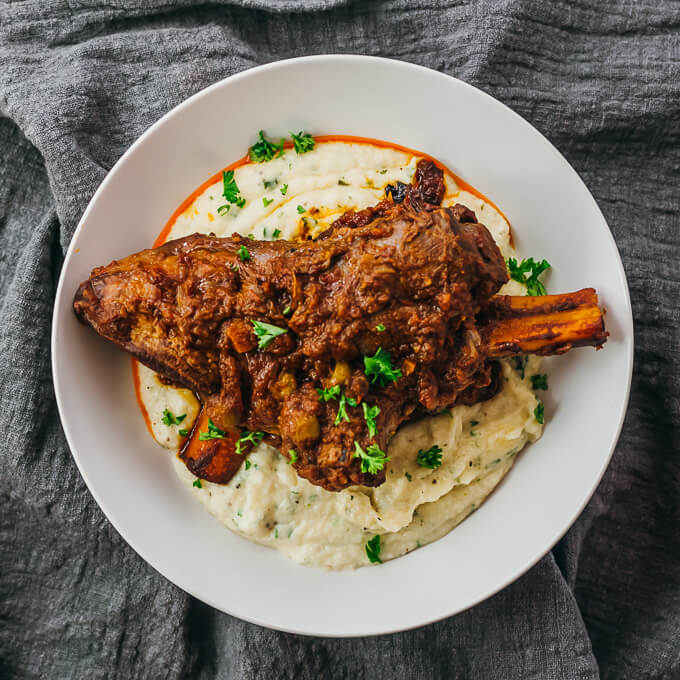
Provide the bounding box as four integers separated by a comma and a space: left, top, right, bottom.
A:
0, 1, 678, 678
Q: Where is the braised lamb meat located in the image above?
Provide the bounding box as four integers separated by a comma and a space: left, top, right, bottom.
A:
73, 160, 607, 491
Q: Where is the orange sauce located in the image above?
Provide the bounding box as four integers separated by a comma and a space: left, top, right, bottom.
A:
131, 357, 155, 439
135, 134, 511, 426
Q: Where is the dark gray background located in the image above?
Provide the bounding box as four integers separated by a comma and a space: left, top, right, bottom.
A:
0, 1, 678, 678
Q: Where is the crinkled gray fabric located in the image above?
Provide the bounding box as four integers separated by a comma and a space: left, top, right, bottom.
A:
0, 1, 678, 678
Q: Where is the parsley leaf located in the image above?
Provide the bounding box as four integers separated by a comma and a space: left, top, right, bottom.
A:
263, 197, 274, 207
288, 449, 298, 465
263, 178, 277, 189
364, 347, 402, 386
290, 131, 315, 154
245, 459, 251, 470
272, 228, 282, 238
161, 409, 186, 426
251, 319, 287, 349
280, 184, 288, 196
222, 170, 246, 208
297, 205, 306, 214
216, 204, 230, 216
506, 257, 551, 296
353, 441, 390, 475
282, 305, 291, 316
316, 385, 341, 402
531, 374, 548, 390
237, 245, 251, 262
178, 428, 189, 437
417, 445, 443, 469
334, 392, 358, 426
362, 402, 380, 438
512, 356, 527, 379
199, 418, 226, 441
236, 430, 264, 455
249, 130, 284, 163
365, 535, 382, 564
375, 324, 386, 332
405, 471, 412, 482
534, 402, 545, 424
193, 479, 203, 488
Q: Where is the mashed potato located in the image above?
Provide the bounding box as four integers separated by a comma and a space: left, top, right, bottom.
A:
136, 140, 543, 569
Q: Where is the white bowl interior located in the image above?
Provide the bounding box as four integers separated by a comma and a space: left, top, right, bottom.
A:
52, 56, 633, 636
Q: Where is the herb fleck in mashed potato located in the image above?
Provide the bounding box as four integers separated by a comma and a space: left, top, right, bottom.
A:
137, 141, 543, 569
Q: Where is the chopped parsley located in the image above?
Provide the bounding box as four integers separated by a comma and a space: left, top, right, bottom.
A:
161, 409, 186, 426
364, 347, 402, 386
291, 131, 315, 154
282, 305, 291, 316
288, 449, 298, 465
417, 445, 443, 469
280, 184, 288, 196
512, 356, 528, 379
251, 319, 287, 349
316, 385, 341, 402
353, 441, 390, 475
338, 179, 350, 186
362, 402, 380, 438
379, 169, 387, 174
236, 430, 264, 455
272, 228, 282, 238
249, 130, 284, 163
192, 479, 202, 488
245, 459, 251, 470
263, 197, 274, 207
506, 257, 551, 296
221, 169, 246, 208
531, 374, 548, 390
375, 324, 386, 332
334, 392, 358, 426
247, 233, 255, 239
534, 402, 545, 424
365, 535, 382, 564
405, 471, 412, 482
470, 420, 479, 427
178, 428, 189, 437
296, 205, 306, 214
199, 418, 226, 441
230, 263, 239, 272
216, 204, 230, 216
237, 244, 251, 261
263, 178, 277, 189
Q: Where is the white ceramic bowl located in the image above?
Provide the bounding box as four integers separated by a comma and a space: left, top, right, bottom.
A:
52, 55, 633, 636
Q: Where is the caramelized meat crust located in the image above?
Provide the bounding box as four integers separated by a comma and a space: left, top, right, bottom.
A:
74, 158, 605, 491
74, 191, 508, 490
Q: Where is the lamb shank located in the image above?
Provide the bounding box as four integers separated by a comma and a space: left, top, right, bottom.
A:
73, 161, 607, 491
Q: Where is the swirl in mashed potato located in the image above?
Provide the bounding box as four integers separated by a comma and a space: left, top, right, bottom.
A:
135, 140, 543, 569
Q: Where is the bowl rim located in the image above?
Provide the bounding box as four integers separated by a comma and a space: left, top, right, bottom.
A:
51, 54, 634, 636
